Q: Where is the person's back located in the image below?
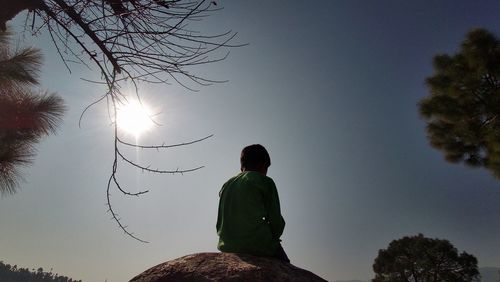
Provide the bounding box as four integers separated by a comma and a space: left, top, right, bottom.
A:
216, 144, 289, 262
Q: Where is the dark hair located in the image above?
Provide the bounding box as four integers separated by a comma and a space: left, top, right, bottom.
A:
240, 144, 271, 171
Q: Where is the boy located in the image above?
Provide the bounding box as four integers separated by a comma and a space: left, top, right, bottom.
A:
216, 144, 289, 262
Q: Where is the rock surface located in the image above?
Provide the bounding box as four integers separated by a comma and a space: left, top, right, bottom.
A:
130, 252, 328, 282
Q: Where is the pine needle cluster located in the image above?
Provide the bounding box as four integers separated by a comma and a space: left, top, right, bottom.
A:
0, 30, 65, 194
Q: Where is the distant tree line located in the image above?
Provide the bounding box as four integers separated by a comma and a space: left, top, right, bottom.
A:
0, 261, 81, 282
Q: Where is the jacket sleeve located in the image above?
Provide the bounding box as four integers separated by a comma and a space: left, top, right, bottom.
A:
266, 179, 285, 239
216, 183, 228, 233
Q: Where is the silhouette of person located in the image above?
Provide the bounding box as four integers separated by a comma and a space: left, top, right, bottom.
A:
216, 144, 290, 262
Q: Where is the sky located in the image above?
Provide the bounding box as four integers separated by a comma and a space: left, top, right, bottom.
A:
2, 1, 500, 281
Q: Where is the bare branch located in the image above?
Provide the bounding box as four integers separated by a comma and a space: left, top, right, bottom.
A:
3, 0, 240, 242
117, 134, 213, 149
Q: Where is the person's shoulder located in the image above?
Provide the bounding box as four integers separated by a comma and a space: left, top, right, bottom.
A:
223, 173, 243, 185
243, 171, 275, 186
219, 173, 243, 196
263, 175, 276, 187
261, 174, 275, 184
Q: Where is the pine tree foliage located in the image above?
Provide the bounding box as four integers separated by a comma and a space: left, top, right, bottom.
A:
372, 234, 480, 282
0, 30, 65, 194
421, 28, 500, 178
0, 45, 42, 85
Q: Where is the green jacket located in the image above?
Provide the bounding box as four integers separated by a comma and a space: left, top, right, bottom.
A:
216, 171, 285, 256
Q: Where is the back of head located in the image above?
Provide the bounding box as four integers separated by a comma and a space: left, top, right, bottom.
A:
240, 144, 271, 172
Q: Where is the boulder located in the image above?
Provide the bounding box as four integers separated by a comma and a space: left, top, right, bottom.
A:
130, 252, 328, 282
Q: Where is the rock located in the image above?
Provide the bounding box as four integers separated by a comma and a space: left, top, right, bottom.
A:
130, 252, 328, 282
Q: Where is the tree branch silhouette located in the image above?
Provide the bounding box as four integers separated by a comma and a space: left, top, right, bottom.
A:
1, 0, 242, 242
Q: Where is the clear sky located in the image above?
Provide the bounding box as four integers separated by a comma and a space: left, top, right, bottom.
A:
2, 1, 500, 281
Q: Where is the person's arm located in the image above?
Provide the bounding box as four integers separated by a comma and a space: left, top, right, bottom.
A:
216, 183, 227, 234
266, 179, 285, 239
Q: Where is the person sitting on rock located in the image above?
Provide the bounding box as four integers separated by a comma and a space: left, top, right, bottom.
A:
216, 144, 290, 262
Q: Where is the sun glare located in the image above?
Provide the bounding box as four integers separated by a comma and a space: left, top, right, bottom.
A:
116, 100, 155, 136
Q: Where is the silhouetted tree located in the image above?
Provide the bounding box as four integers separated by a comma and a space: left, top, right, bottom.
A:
372, 234, 480, 282
0, 260, 81, 281
0, 0, 239, 241
420, 28, 500, 178
0, 30, 65, 195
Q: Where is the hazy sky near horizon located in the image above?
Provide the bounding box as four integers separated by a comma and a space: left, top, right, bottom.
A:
2, 1, 500, 281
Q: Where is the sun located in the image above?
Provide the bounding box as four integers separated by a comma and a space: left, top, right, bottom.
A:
116, 100, 155, 136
